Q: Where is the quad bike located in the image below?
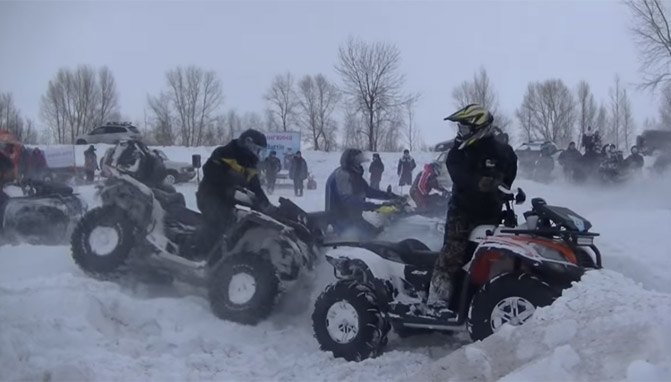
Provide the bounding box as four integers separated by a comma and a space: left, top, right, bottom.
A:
312, 187, 602, 361
70, 168, 322, 325
1, 179, 85, 245
308, 196, 443, 245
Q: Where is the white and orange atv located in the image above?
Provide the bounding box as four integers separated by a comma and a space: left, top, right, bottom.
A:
312, 187, 602, 361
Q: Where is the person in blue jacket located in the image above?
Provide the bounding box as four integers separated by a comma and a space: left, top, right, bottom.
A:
325, 148, 398, 239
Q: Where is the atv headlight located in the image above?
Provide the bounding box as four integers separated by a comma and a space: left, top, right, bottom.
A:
529, 243, 566, 263
576, 236, 594, 246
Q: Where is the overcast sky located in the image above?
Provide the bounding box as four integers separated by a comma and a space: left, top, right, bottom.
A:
0, 0, 659, 146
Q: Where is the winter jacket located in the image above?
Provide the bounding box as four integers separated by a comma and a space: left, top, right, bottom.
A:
625, 153, 644, 170
325, 167, 390, 221
263, 156, 282, 176
397, 156, 416, 185
84, 150, 98, 171
558, 148, 582, 167
447, 136, 517, 221
369, 158, 384, 178
290, 157, 308, 181
198, 139, 270, 209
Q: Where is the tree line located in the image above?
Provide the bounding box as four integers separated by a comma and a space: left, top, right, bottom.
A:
5, 1, 671, 151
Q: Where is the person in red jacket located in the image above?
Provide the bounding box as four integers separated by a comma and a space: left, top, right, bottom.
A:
410, 162, 450, 213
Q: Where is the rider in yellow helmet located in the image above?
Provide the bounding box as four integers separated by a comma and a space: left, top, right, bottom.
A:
427, 104, 518, 315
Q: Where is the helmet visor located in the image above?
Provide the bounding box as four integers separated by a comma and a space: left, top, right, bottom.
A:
457, 123, 472, 138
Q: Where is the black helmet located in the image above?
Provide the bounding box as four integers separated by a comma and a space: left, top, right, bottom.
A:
340, 148, 368, 175
238, 129, 267, 159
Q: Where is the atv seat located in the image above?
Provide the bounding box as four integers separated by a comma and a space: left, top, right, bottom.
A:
393, 239, 439, 268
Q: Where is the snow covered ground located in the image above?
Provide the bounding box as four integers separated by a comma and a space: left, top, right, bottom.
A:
1, 147, 670, 381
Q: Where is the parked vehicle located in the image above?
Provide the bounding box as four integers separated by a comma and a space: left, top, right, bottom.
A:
152, 150, 196, 184
75, 122, 142, 145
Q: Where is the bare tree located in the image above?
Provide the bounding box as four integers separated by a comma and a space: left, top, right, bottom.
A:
146, 93, 175, 145
576, 80, 598, 145
452, 67, 511, 130
40, 65, 120, 143
622, 89, 635, 149
659, 83, 671, 128
164, 66, 224, 146
296, 74, 341, 151
97, 66, 120, 125
241, 111, 265, 132
402, 95, 423, 151
336, 37, 408, 151
342, 108, 366, 150
265, 72, 298, 132
595, 103, 609, 138
609, 75, 627, 148
627, 0, 671, 89
516, 79, 576, 146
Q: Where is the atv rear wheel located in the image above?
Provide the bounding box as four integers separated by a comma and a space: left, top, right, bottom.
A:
312, 280, 389, 362
208, 252, 279, 325
467, 272, 560, 342
70, 206, 135, 278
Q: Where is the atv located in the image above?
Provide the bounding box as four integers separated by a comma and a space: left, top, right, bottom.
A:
70, 168, 322, 325
312, 187, 601, 361
1, 179, 86, 245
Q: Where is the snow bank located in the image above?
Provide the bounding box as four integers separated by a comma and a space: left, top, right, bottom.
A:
2, 147, 670, 381
411, 270, 671, 381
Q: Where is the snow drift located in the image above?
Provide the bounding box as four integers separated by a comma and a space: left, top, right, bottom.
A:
1, 148, 670, 381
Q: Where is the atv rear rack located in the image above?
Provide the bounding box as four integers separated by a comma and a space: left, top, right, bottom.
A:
499, 228, 602, 268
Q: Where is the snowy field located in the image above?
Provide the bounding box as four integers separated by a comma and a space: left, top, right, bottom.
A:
1, 146, 671, 381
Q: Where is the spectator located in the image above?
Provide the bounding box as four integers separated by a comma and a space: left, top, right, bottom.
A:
30, 148, 47, 181
84, 145, 98, 183
368, 153, 384, 190
283, 148, 294, 173
558, 141, 582, 178
397, 149, 416, 187
262, 150, 282, 194
624, 145, 644, 171
290, 151, 308, 197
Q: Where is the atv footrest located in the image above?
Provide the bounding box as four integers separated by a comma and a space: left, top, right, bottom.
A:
392, 310, 461, 331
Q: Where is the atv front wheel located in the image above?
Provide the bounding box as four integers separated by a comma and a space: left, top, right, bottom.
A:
208, 252, 280, 325
467, 272, 560, 342
312, 280, 389, 362
70, 206, 135, 278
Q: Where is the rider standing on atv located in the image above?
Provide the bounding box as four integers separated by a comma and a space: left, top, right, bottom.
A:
262, 150, 282, 194
325, 148, 398, 239
428, 104, 517, 313
368, 153, 384, 190
197, 129, 272, 250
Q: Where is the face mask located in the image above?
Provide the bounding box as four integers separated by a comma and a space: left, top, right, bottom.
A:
457, 124, 471, 138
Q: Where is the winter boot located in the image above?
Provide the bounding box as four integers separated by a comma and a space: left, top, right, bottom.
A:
425, 271, 455, 320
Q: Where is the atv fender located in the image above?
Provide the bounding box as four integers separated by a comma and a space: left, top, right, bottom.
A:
467, 236, 583, 287
325, 247, 406, 292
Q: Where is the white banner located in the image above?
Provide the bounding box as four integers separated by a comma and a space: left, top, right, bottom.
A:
44, 146, 76, 168
263, 131, 301, 169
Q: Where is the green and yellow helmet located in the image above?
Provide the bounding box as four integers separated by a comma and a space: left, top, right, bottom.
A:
444, 104, 494, 149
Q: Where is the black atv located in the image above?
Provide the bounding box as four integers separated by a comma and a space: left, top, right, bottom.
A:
1, 179, 85, 245
312, 188, 602, 361
70, 168, 322, 325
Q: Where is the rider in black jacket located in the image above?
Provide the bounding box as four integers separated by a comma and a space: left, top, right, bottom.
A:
428, 104, 518, 314
196, 129, 271, 253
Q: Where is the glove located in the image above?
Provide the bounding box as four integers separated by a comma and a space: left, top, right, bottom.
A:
478, 176, 501, 192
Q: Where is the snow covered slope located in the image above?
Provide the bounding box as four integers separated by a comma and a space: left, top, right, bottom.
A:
1, 148, 670, 381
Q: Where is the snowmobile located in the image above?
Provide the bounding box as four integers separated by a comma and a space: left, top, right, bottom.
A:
1, 179, 85, 245
70, 167, 323, 325
312, 187, 602, 361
